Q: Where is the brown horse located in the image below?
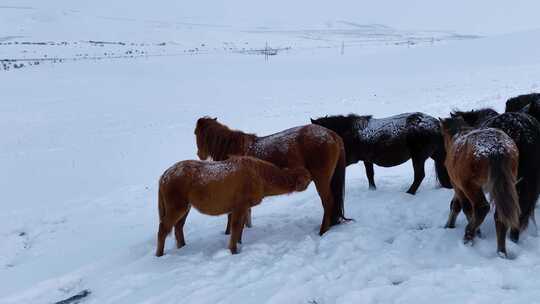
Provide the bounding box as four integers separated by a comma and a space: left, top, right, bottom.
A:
440, 117, 520, 257
195, 117, 348, 235
155, 156, 311, 256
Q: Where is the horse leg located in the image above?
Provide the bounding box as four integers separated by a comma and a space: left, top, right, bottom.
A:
228, 208, 247, 254
225, 214, 231, 235
174, 206, 191, 248
495, 211, 509, 258
226, 208, 250, 234
245, 208, 252, 228
312, 175, 334, 236
445, 194, 462, 229
462, 188, 490, 244
406, 156, 427, 195
510, 181, 537, 243
156, 202, 189, 257
364, 162, 376, 190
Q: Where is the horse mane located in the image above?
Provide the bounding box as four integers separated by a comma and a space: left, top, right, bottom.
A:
440, 116, 474, 137
195, 117, 256, 161
450, 108, 499, 127
311, 114, 371, 134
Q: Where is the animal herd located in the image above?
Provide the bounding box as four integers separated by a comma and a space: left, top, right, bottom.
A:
155, 93, 540, 259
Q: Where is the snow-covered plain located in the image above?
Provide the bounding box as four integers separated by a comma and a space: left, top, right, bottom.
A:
2, 1, 540, 303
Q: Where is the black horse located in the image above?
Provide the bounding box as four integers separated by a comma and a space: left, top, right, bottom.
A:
311, 112, 452, 194
505, 93, 540, 112
450, 108, 540, 242
505, 93, 540, 123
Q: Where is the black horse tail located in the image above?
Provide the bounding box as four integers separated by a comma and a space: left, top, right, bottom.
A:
515, 146, 540, 232
515, 178, 540, 233
330, 140, 349, 225
487, 154, 520, 230
432, 135, 452, 189
158, 187, 166, 222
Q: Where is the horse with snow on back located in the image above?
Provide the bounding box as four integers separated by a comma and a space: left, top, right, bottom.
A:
440, 117, 520, 258
194, 117, 348, 236
155, 156, 311, 256
505, 93, 540, 123
311, 112, 451, 194
451, 108, 540, 242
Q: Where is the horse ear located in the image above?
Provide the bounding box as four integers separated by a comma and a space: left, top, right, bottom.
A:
212, 117, 217, 121
310, 118, 315, 123
438, 117, 445, 124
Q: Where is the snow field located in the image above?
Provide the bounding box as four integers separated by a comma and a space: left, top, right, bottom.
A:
3, 1, 540, 303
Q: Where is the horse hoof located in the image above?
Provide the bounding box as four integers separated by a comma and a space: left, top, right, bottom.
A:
369, 186, 376, 191
444, 224, 455, 229
497, 251, 508, 259
476, 229, 483, 238
229, 247, 238, 254
406, 189, 416, 195
319, 225, 331, 236
156, 251, 164, 257
509, 231, 520, 243
463, 237, 474, 246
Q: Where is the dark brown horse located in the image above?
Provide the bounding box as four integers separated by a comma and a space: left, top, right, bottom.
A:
156, 156, 311, 256
194, 117, 348, 235
311, 113, 452, 194
440, 117, 520, 257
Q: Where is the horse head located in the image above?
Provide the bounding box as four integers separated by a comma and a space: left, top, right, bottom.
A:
450, 108, 498, 127
311, 114, 364, 136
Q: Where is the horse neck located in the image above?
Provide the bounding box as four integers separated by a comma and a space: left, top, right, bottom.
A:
254, 163, 297, 196
442, 132, 455, 152
355, 116, 370, 130
443, 128, 472, 152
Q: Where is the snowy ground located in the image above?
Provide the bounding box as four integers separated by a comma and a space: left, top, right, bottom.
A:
2, 1, 540, 303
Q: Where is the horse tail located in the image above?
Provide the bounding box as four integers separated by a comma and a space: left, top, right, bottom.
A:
158, 187, 166, 222
330, 141, 349, 224
432, 135, 452, 189
487, 154, 520, 230
515, 143, 540, 231
516, 177, 539, 232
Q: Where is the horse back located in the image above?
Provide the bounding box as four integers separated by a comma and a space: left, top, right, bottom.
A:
161, 160, 260, 216
446, 129, 518, 187
249, 124, 343, 170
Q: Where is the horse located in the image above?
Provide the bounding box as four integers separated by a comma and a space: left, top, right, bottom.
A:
505, 92, 540, 113
310, 112, 452, 194
194, 117, 348, 236
505, 93, 540, 123
440, 117, 520, 257
155, 156, 311, 256
450, 108, 540, 242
